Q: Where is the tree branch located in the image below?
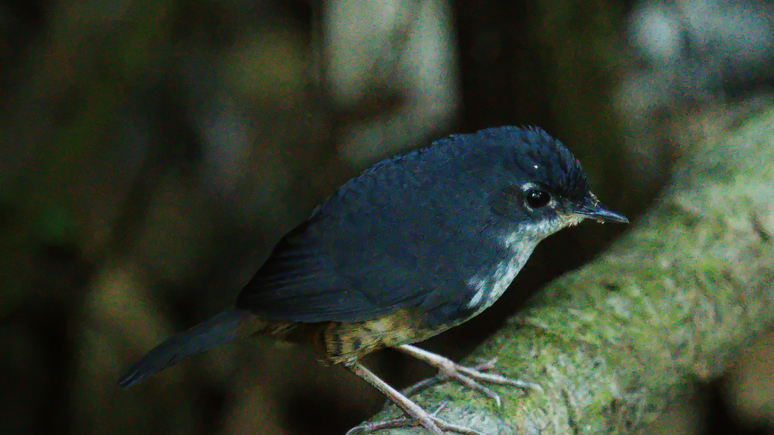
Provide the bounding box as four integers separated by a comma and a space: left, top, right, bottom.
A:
362, 108, 774, 434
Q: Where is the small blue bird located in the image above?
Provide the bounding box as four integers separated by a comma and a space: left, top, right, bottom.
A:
119, 126, 627, 435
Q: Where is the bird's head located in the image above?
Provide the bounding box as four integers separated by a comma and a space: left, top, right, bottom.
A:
479, 127, 628, 244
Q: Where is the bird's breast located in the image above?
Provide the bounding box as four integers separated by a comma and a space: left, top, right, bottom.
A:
464, 246, 535, 316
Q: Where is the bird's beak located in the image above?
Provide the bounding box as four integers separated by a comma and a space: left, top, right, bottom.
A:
573, 195, 629, 224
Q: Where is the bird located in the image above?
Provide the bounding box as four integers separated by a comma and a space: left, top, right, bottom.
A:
118, 126, 628, 435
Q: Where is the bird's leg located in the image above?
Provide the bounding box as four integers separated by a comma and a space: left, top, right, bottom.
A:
388, 358, 501, 407
396, 344, 543, 407
345, 362, 484, 435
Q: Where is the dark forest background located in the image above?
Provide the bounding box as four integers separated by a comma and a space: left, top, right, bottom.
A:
1, 0, 773, 434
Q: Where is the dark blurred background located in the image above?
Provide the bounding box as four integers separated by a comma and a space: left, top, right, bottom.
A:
1, 0, 773, 434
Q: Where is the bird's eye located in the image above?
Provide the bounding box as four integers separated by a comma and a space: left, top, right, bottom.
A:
526, 189, 551, 209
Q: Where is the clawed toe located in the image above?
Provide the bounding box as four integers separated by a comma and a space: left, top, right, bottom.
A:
456, 364, 544, 393
396, 344, 544, 405
444, 371, 503, 407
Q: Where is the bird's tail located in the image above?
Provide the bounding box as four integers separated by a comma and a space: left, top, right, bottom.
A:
118, 307, 259, 388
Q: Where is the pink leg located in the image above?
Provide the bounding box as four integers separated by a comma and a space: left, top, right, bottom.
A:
396, 344, 543, 407
345, 362, 484, 435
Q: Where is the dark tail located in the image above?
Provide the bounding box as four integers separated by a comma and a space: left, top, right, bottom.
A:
118, 308, 256, 388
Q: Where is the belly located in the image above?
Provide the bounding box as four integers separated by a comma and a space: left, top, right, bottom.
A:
318, 309, 454, 365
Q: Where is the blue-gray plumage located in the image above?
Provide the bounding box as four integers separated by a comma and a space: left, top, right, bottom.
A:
236, 127, 605, 327
119, 126, 627, 435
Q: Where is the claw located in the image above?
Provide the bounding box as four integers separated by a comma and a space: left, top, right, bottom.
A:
397, 344, 544, 403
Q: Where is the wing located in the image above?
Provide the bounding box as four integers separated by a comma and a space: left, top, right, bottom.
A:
234, 213, 493, 325
235, 218, 433, 323
236, 141, 516, 325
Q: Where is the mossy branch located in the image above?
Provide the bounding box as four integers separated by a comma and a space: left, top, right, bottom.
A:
364, 109, 774, 434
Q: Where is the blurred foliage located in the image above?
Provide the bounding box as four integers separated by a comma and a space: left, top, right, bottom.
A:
0, 0, 771, 434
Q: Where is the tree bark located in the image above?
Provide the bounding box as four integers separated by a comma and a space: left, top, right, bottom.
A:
360, 108, 774, 434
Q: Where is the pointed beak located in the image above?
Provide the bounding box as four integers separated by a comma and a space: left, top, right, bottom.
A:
574, 195, 629, 224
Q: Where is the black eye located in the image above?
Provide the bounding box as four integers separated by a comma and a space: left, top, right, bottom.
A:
526, 189, 551, 209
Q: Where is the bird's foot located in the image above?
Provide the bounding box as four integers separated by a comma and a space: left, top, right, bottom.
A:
397, 344, 543, 407
347, 364, 485, 435
347, 402, 484, 435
